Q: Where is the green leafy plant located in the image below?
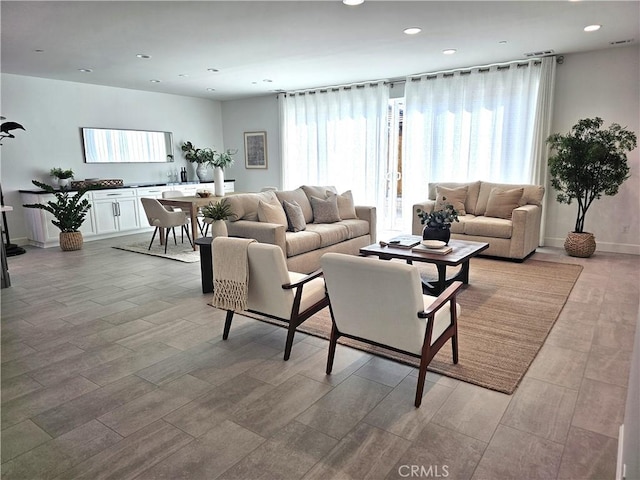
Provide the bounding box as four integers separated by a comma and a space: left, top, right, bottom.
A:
49, 167, 74, 179
201, 199, 233, 221
417, 199, 459, 229
23, 180, 91, 232
212, 149, 236, 169
181, 141, 215, 165
547, 117, 637, 233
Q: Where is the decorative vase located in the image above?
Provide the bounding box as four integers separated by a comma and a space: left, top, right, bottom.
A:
59, 231, 83, 251
57, 178, 69, 188
422, 225, 451, 245
564, 231, 596, 258
195, 164, 209, 182
214, 167, 224, 196
209, 219, 228, 239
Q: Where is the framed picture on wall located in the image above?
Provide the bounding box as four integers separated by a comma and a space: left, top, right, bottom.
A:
244, 131, 268, 169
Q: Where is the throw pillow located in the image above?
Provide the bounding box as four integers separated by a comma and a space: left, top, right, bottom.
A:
283, 200, 307, 232
435, 186, 468, 216
330, 190, 357, 220
484, 187, 524, 220
257, 200, 288, 226
309, 194, 341, 223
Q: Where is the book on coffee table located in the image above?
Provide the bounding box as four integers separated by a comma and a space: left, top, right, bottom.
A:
387, 235, 422, 249
412, 244, 453, 255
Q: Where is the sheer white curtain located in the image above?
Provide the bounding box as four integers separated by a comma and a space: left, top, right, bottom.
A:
279, 82, 389, 209
402, 59, 555, 232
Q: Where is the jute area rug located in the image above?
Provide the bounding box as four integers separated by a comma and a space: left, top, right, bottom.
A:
113, 241, 200, 263
242, 258, 583, 394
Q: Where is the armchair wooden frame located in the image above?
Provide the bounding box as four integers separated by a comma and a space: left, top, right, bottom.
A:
326, 281, 462, 407
223, 269, 329, 360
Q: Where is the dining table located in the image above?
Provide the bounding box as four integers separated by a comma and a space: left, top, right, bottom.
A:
158, 195, 222, 250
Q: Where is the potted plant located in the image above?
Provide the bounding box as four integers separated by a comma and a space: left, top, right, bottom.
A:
23, 180, 92, 251
49, 167, 75, 188
416, 199, 459, 245
200, 199, 233, 238
547, 117, 637, 257
181, 141, 216, 182
211, 149, 236, 196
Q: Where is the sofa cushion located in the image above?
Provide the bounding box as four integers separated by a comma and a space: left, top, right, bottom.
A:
435, 186, 468, 216
337, 219, 370, 239
476, 182, 535, 215
464, 216, 513, 239
284, 231, 322, 257
333, 190, 357, 220
429, 181, 481, 215
484, 187, 524, 220
305, 223, 349, 247
282, 200, 306, 232
301, 185, 337, 201
226, 190, 278, 222
258, 200, 288, 226
276, 188, 313, 223
310, 194, 341, 223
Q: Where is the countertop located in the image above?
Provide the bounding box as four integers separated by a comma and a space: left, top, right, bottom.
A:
18, 179, 235, 194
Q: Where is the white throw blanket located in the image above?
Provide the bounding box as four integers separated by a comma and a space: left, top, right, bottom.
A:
212, 237, 256, 312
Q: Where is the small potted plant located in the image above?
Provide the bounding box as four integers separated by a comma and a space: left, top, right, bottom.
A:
416, 199, 459, 245
181, 141, 216, 182
200, 199, 233, 238
547, 117, 637, 257
49, 167, 75, 188
23, 180, 92, 251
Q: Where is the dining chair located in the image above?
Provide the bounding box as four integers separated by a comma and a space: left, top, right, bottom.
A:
213, 237, 329, 360
162, 190, 207, 236
321, 252, 463, 407
140, 197, 193, 253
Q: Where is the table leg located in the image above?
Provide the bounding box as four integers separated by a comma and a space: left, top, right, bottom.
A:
190, 206, 198, 250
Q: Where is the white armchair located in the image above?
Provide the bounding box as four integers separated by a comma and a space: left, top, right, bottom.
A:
321, 253, 462, 407
214, 238, 329, 360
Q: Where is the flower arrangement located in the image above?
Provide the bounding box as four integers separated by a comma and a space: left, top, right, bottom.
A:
416, 198, 459, 229
49, 167, 74, 180
181, 141, 215, 165
212, 149, 236, 169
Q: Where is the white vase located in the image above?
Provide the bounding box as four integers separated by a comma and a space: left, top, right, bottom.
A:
210, 220, 228, 239
195, 164, 209, 182
214, 167, 224, 196
57, 178, 70, 188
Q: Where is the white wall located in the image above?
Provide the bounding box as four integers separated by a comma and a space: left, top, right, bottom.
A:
546, 45, 640, 254
221, 95, 281, 193
1, 73, 224, 243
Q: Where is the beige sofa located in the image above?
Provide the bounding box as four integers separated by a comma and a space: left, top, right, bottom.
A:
412, 181, 545, 260
224, 186, 376, 273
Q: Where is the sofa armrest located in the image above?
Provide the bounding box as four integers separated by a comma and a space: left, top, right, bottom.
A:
355, 206, 377, 243
226, 220, 286, 254
509, 204, 543, 258
411, 200, 437, 235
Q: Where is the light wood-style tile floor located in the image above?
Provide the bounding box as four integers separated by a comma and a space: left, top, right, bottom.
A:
1, 233, 638, 480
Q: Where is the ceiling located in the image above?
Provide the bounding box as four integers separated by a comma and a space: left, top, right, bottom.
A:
2, 1, 639, 101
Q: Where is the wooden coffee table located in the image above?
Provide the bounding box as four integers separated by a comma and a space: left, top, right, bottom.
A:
359, 238, 489, 295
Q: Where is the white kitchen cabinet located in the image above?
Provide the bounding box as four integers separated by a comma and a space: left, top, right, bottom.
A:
135, 186, 170, 226
91, 190, 140, 234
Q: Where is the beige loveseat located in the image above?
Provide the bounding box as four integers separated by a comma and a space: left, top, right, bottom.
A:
224, 186, 376, 273
412, 181, 545, 260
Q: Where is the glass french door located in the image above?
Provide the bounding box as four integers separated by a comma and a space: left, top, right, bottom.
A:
380, 99, 405, 234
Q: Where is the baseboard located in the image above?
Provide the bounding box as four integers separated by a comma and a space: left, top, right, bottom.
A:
544, 237, 640, 255
616, 424, 625, 480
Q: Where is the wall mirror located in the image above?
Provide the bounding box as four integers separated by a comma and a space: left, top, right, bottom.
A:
81, 127, 174, 163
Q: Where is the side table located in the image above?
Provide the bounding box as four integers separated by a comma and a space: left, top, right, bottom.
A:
195, 236, 213, 294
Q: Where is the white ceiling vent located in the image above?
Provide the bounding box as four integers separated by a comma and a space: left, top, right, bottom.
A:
610, 39, 635, 45
524, 49, 555, 57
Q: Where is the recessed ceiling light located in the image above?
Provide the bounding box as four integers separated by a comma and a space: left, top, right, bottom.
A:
584, 24, 601, 32
207, 68, 219, 73
263, 79, 273, 83
78, 68, 93, 73
498, 40, 508, 45
442, 49, 457, 55
149, 79, 161, 83
136, 54, 151, 59
206, 88, 216, 92
34, 49, 45, 53
403, 27, 422, 35
178, 74, 189, 77
343, 0, 364, 5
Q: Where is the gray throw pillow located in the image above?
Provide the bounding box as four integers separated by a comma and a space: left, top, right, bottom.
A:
283, 200, 306, 232
309, 194, 341, 223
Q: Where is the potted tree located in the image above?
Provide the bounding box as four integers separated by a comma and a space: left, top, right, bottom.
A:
200, 199, 232, 238
547, 117, 637, 257
49, 167, 75, 188
23, 180, 92, 251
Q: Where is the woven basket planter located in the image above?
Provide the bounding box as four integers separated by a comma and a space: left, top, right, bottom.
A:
59, 231, 84, 251
564, 231, 596, 258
